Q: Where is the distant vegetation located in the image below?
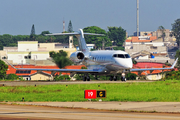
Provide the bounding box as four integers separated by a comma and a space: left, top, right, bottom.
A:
1, 80, 180, 102
0, 26, 126, 51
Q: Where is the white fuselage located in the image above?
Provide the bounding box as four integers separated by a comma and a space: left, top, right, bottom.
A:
71, 50, 133, 75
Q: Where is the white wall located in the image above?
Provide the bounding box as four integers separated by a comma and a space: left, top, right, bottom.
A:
18, 41, 38, 51
8, 52, 29, 64
31, 51, 49, 60
146, 74, 165, 80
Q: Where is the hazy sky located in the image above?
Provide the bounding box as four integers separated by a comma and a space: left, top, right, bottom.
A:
0, 0, 180, 35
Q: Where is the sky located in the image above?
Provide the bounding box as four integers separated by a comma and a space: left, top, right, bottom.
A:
0, 0, 180, 35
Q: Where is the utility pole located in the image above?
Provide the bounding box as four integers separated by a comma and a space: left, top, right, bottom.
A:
137, 0, 139, 36
63, 19, 65, 33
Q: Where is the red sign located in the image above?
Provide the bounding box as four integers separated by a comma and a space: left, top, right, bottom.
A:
84, 90, 96, 99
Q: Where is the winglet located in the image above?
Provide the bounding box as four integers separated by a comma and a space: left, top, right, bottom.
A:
171, 58, 178, 69
3, 59, 17, 69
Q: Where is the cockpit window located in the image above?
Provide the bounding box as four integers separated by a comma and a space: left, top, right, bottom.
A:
113, 54, 117, 57
125, 54, 130, 58
118, 54, 125, 58
113, 54, 131, 58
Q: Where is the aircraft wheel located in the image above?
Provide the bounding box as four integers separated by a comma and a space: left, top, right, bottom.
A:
121, 77, 126, 82
83, 76, 87, 81
110, 76, 113, 81
87, 76, 90, 81
113, 76, 117, 81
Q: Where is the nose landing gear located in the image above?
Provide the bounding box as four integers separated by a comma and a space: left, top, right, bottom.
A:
121, 72, 126, 81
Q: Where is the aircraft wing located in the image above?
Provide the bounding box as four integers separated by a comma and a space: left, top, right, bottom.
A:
5, 59, 103, 73
131, 58, 178, 72
15, 68, 103, 73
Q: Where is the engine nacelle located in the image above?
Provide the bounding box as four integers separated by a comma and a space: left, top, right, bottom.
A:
70, 51, 85, 63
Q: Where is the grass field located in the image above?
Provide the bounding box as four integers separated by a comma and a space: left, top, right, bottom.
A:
0, 80, 180, 102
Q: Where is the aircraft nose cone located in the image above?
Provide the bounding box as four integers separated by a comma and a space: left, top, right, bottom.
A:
124, 60, 133, 69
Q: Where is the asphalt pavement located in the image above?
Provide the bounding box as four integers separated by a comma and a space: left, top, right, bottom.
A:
1, 102, 180, 120
2, 101, 180, 113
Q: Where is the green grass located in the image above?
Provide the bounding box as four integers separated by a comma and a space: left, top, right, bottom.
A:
0, 80, 180, 102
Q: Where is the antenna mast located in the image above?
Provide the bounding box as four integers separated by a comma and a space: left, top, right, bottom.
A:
63, 19, 65, 33
137, 0, 139, 36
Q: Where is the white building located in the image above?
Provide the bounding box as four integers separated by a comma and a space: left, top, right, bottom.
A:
7, 41, 49, 64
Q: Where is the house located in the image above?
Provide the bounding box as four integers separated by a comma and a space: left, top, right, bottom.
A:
125, 34, 172, 63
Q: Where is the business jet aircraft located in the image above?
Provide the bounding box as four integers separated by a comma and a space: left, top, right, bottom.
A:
9, 29, 178, 81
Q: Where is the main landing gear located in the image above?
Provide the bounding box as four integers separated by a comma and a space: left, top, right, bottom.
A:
83, 75, 90, 81
110, 76, 117, 81
110, 73, 126, 82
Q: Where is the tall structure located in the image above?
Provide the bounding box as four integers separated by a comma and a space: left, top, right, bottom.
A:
69, 36, 74, 48
137, 0, 139, 36
63, 20, 65, 33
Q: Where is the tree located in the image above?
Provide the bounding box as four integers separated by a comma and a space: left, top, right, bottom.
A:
158, 26, 166, 42
67, 20, 73, 32
6, 74, 18, 80
0, 60, 8, 79
83, 26, 111, 49
41, 31, 51, 36
50, 50, 72, 68
172, 19, 180, 50
107, 27, 126, 47
30, 24, 36, 40
175, 50, 180, 67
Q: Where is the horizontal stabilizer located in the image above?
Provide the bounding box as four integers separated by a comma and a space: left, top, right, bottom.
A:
45, 32, 104, 36
45, 32, 80, 36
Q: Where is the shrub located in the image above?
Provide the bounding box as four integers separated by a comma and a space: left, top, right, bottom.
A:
54, 75, 70, 81
165, 70, 180, 80
6, 74, 18, 80
126, 73, 137, 80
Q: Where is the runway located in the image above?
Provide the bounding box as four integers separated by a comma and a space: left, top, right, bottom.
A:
0, 80, 152, 86
1, 104, 180, 120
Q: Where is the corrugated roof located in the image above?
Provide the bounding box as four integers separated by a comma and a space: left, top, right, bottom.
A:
125, 35, 157, 43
